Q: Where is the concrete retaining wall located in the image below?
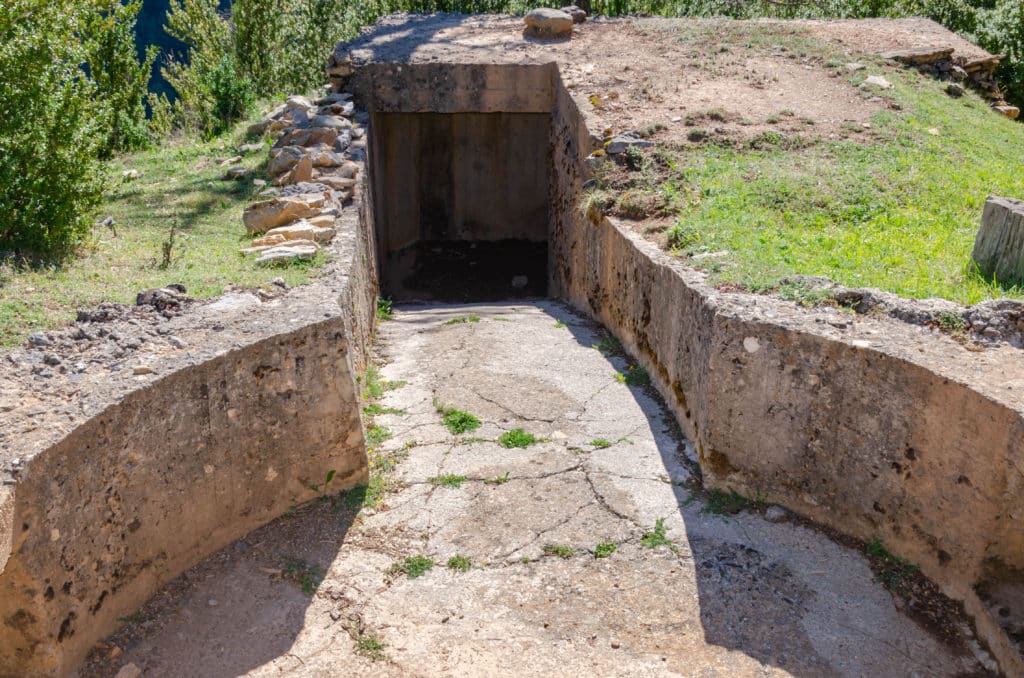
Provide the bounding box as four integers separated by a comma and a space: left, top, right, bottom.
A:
0, 180, 377, 676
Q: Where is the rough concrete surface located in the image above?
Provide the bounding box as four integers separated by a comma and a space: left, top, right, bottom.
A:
80, 304, 992, 677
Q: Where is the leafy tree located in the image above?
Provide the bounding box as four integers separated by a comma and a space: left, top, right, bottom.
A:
0, 0, 107, 258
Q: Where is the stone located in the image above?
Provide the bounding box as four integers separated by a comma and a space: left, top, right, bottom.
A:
315, 92, 353, 105
255, 244, 319, 265
845, 62, 866, 72
560, 5, 587, 23
114, 663, 142, 678
242, 238, 321, 255
252, 234, 288, 248
764, 505, 789, 523
523, 8, 573, 39
238, 143, 264, 154
308, 214, 336, 228
994, 105, 1020, 120
316, 175, 357, 191
247, 118, 274, 137
167, 336, 188, 349
243, 196, 324, 234
27, 333, 51, 347
311, 115, 351, 130
267, 146, 307, 177
862, 75, 891, 90
321, 101, 356, 117
218, 155, 242, 166
880, 46, 954, 66
265, 220, 336, 244
945, 83, 964, 97
273, 127, 339, 149
121, 169, 142, 180
136, 285, 188, 311
277, 153, 313, 186
222, 166, 250, 180
132, 365, 155, 375
285, 95, 313, 111
972, 196, 1024, 286
605, 133, 653, 154
310, 147, 346, 168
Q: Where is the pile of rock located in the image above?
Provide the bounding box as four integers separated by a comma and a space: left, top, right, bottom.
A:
240, 92, 363, 264
882, 47, 1020, 119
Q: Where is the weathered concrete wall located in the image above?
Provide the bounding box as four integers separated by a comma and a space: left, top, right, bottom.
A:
0, 178, 377, 677
548, 77, 1024, 673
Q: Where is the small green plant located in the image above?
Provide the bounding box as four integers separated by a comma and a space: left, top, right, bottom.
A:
360, 366, 406, 400
447, 555, 472, 573
934, 310, 966, 335
617, 365, 650, 386
640, 518, 675, 550
543, 544, 574, 559
703, 489, 766, 516
666, 223, 700, 251
430, 474, 467, 489
766, 113, 781, 124
388, 555, 435, 579
777, 280, 833, 307
438, 405, 482, 435
284, 558, 325, 595
866, 537, 920, 596
590, 438, 613, 449
499, 429, 536, 448
376, 297, 393, 321
484, 472, 511, 485
554, 321, 566, 328
444, 315, 481, 325
594, 333, 622, 354
363, 404, 406, 416
355, 633, 386, 661
365, 424, 392, 447
594, 542, 618, 558
307, 469, 336, 499
687, 128, 709, 142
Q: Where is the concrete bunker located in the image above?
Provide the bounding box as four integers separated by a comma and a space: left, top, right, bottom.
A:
369, 112, 550, 300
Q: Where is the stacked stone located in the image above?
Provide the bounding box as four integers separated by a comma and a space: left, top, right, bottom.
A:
240, 92, 364, 264
882, 47, 1020, 120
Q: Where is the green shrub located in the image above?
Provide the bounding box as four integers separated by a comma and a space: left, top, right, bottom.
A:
0, 0, 107, 259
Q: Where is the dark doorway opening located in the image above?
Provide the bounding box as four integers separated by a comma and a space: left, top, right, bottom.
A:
369, 112, 550, 301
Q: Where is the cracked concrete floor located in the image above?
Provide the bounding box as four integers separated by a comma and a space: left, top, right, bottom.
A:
82, 302, 985, 677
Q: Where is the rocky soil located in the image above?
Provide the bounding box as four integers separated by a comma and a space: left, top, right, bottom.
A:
80, 303, 996, 677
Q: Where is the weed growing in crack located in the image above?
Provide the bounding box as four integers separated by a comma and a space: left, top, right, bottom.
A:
360, 365, 406, 400
484, 472, 511, 485
455, 436, 491, 445
499, 428, 536, 448
444, 315, 481, 325
284, 558, 325, 595
363, 404, 406, 416
590, 438, 613, 449
554, 320, 566, 328
866, 537, 920, 596
593, 333, 623, 355
641, 518, 675, 550
376, 297, 393, 321
355, 633, 386, 661
447, 555, 472, 573
389, 555, 435, 579
703, 489, 766, 516
543, 544, 574, 559
365, 424, 392, 447
430, 474, 466, 489
933, 310, 966, 335
436, 403, 482, 435
616, 365, 650, 386
595, 542, 618, 558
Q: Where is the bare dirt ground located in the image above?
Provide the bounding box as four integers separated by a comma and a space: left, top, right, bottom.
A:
80, 303, 993, 677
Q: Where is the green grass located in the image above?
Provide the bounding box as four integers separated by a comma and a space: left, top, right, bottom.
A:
363, 404, 406, 416
0, 129, 323, 347
498, 428, 536, 448
376, 297, 393, 321
543, 544, 574, 559
866, 536, 921, 596
484, 471, 511, 485
354, 633, 386, 661
654, 66, 1024, 304
430, 473, 466, 488
554, 320, 566, 328
365, 424, 392, 447
437, 404, 482, 435
283, 558, 325, 595
444, 315, 481, 325
360, 365, 406, 400
616, 365, 650, 387
640, 518, 675, 550
702, 489, 767, 516
447, 555, 472, 572
388, 555, 435, 579
590, 438, 613, 449
594, 541, 618, 558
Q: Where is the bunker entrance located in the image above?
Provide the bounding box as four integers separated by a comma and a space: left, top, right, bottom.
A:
369, 112, 550, 301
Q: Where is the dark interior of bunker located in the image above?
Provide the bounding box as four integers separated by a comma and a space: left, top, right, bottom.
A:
369, 112, 550, 301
